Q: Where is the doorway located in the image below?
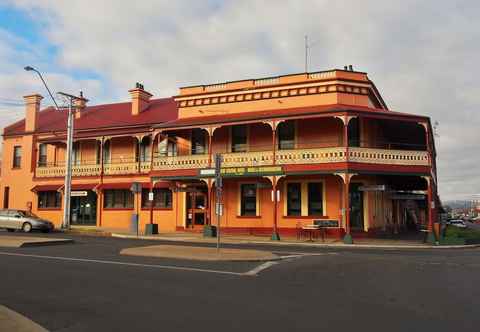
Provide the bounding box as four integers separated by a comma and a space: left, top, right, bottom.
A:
349, 183, 364, 230
186, 190, 208, 229
71, 191, 97, 225
3, 187, 9, 209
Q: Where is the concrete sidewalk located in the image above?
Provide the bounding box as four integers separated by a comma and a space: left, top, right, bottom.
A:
0, 305, 48, 332
111, 232, 480, 249
0, 235, 73, 248
121, 244, 279, 261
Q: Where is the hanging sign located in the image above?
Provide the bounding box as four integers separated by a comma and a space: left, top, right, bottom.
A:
358, 185, 386, 192
71, 191, 88, 197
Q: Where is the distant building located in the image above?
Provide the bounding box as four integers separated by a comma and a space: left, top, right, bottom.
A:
0, 68, 439, 240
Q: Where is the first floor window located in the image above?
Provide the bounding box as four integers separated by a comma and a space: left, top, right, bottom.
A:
103, 189, 134, 209
308, 182, 324, 216
38, 143, 47, 167
286, 183, 302, 216
141, 188, 172, 208
38, 191, 61, 208
13, 146, 22, 168
240, 184, 257, 216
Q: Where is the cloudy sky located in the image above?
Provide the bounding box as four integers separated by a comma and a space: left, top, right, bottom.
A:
0, 0, 478, 201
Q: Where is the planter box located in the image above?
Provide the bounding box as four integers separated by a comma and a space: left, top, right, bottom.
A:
203, 225, 217, 237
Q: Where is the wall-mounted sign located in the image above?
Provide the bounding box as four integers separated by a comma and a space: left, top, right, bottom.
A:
358, 185, 386, 192
71, 191, 88, 197
199, 166, 283, 177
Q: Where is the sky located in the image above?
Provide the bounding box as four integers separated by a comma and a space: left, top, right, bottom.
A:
0, 0, 479, 201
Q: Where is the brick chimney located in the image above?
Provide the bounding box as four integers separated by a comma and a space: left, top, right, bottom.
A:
23, 94, 43, 132
128, 83, 152, 115
74, 91, 88, 119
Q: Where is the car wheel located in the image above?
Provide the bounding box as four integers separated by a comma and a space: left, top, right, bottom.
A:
22, 222, 32, 233
7, 228, 15, 232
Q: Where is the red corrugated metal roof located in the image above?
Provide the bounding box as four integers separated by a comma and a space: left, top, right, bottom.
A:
155, 104, 428, 129
3, 97, 178, 137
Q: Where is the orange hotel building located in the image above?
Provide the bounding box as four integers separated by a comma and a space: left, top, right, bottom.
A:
0, 68, 439, 242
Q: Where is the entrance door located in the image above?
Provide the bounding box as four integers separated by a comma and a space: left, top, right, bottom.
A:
71, 191, 97, 225
186, 191, 207, 229
349, 183, 364, 230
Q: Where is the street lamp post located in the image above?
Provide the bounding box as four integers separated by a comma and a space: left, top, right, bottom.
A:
24, 66, 83, 230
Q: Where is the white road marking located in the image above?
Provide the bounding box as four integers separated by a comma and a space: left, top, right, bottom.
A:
244, 261, 279, 276
0, 251, 246, 276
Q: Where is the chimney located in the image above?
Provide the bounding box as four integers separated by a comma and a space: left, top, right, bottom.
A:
128, 83, 152, 115
23, 94, 43, 132
74, 91, 88, 119
348, 65, 353, 71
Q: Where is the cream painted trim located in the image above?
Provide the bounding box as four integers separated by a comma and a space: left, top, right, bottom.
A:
283, 179, 326, 217
237, 182, 260, 217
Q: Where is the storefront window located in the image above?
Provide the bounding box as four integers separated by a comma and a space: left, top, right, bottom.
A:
286, 183, 301, 216
240, 184, 257, 216
308, 182, 323, 216
141, 188, 172, 208
38, 191, 61, 208
104, 189, 134, 209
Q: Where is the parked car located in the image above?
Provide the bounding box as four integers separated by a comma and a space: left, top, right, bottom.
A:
447, 219, 467, 228
0, 209, 54, 233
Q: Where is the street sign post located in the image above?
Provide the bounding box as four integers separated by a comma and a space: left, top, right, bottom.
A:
214, 154, 223, 252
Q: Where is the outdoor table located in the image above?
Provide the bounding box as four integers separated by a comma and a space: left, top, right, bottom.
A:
301, 225, 320, 242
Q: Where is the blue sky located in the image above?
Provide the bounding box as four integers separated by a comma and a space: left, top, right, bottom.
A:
0, 0, 479, 200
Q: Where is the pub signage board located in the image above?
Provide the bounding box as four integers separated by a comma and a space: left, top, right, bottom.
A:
199, 166, 283, 178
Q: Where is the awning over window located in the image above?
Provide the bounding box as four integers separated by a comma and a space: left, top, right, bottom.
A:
31, 184, 62, 192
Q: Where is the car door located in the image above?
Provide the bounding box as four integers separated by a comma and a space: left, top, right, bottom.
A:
8, 210, 23, 229
0, 210, 9, 228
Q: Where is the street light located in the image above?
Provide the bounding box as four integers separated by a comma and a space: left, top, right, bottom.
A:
24, 66, 83, 230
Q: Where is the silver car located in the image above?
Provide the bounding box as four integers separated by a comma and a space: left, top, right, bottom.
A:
0, 209, 54, 233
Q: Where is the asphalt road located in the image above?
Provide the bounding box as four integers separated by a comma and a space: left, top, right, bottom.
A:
1, 232, 479, 332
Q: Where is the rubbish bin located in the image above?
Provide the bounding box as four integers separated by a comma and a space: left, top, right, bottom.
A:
130, 214, 139, 234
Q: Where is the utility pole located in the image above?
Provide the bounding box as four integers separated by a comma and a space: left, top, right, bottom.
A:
24, 66, 85, 231
58, 92, 84, 230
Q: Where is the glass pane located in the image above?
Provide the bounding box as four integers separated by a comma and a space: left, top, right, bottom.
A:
191, 129, 206, 155
278, 121, 295, 150
231, 125, 247, 152
287, 183, 302, 216
241, 184, 256, 216
308, 183, 323, 216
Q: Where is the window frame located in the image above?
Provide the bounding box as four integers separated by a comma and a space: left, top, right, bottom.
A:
12, 146, 22, 169
238, 183, 259, 217
230, 125, 248, 153
286, 182, 302, 216
103, 189, 134, 209
141, 188, 173, 209
38, 190, 62, 209
283, 180, 326, 217
277, 121, 296, 150
38, 143, 47, 167
191, 128, 207, 155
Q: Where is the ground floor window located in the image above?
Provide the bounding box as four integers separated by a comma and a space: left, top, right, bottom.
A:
284, 181, 325, 217
104, 189, 134, 209
141, 188, 172, 208
286, 183, 302, 216
38, 191, 61, 209
240, 183, 257, 216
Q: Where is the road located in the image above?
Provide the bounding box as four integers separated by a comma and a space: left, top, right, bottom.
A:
1, 232, 479, 332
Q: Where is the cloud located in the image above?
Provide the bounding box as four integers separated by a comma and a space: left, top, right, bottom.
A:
2, 0, 480, 200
